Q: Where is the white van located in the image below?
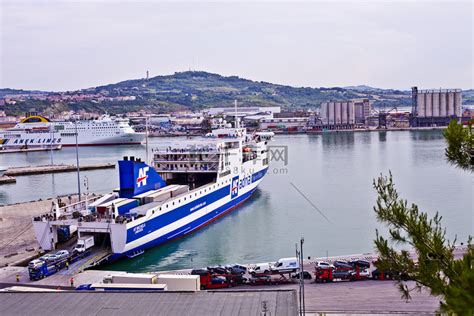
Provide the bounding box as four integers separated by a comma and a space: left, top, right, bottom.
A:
272, 257, 299, 273
248, 263, 272, 275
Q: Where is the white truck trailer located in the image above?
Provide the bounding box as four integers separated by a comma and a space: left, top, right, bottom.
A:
156, 274, 200, 291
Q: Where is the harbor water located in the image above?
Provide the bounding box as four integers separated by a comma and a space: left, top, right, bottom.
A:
0, 130, 471, 272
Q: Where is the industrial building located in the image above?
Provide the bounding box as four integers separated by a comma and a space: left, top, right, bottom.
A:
259, 117, 309, 131
207, 106, 281, 116
411, 87, 462, 127
353, 99, 372, 125
318, 101, 355, 130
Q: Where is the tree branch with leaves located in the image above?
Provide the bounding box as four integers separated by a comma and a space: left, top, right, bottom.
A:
373, 172, 473, 314
443, 119, 473, 171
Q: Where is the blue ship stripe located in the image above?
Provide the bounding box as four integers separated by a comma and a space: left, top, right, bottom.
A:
115, 186, 258, 259
127, 185, 231, 243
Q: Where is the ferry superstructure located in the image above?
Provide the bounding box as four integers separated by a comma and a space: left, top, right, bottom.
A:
32, 126, 273, 262
0, 115, 144, 147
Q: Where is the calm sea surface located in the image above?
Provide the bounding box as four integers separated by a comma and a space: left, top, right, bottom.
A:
0, 130, 471, 272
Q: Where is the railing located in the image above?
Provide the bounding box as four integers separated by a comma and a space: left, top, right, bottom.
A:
153, 153, 219, 162
156, 163, 218, 172
33, 195, 102, 222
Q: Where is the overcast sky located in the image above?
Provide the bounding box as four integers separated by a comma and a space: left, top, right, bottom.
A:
1, 0, 472, 91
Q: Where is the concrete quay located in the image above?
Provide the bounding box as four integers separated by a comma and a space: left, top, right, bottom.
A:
4, 163, 115, 176
0, 176, 16, 184
0, 194, 91, 267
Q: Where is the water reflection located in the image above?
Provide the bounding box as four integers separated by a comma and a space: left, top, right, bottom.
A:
321, 132, 355, 148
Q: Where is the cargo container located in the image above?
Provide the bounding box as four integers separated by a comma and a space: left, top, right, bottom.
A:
57, 225, 77, 243
143, 185, 178, 204
96, 198, 139, 216
111, 273, 157, 284
130, 201, 162, 216
170, 185, 189, 197
157, 274, 201, 291
133, 188, 166, 205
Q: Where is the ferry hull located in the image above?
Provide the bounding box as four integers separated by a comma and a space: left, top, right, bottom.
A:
106, 185, 259, 262
102, 165, 268, 261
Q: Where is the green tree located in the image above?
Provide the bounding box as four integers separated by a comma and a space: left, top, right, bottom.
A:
443, 119, 473, 171
373, 173, 474, 314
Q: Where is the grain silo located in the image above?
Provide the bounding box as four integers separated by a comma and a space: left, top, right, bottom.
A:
335, 102, 342, 125
454, 91, 462, 117
432, 92, 440, 117
328, 102, 335, 125
341, 102, 348, 124
411, 87, 462, 127
417, 92, 425, 117
439, 92, 447, 117
348, 101, 355, 125
425, 93, 432, 117
447, 92, 455, 116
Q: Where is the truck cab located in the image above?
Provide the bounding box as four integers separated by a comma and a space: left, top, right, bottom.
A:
74, 235, 94, 253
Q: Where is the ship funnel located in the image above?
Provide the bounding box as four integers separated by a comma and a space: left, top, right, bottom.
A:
118, 158, 167, 198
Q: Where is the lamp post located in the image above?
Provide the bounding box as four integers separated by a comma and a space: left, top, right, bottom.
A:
74, 120, 81, 202
300, 237, 305, 316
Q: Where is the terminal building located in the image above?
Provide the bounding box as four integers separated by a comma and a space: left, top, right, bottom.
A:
410, 87, 462, 127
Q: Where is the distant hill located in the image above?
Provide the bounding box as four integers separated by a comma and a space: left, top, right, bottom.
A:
5, 71, 471, 115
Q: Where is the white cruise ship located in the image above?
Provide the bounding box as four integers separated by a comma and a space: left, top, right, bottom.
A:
0, 114, 144, 147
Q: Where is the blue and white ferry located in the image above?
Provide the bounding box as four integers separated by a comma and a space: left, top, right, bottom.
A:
32, 126, 273, 263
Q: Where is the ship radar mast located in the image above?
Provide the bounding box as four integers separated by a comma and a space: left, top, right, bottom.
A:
234, 99, 239, 129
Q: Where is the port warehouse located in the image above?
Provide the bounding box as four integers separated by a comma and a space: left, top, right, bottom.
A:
0, 290, 297, 316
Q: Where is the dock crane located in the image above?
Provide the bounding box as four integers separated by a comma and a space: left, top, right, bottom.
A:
372, 104, 398, 129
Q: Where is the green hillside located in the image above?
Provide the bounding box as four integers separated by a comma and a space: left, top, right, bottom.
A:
1, 71, 424, 115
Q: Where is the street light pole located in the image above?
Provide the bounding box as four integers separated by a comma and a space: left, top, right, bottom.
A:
74, 120, 81, 202
296, 243, 302, 316
300, 237, 305, 315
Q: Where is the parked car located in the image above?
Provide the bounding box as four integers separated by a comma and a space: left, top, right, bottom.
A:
207, 266, 228, 275
271, 257, 299, 273
225, 265, 246, 275
291, 271, 312, 280
333, 261, 353, 270
332, 269, 353, 280
55, 250, 69, 260
248, 275, 272, 285
191, 268, 210, 276
230, 264, 247, 272
248, 263, 272, 275
40, 253, 60, 263
315, 261, 332, 268
349, 260, 370, 269
351, 269, 370, 278
28, 259, 45, 269
211, 276, 226, 284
